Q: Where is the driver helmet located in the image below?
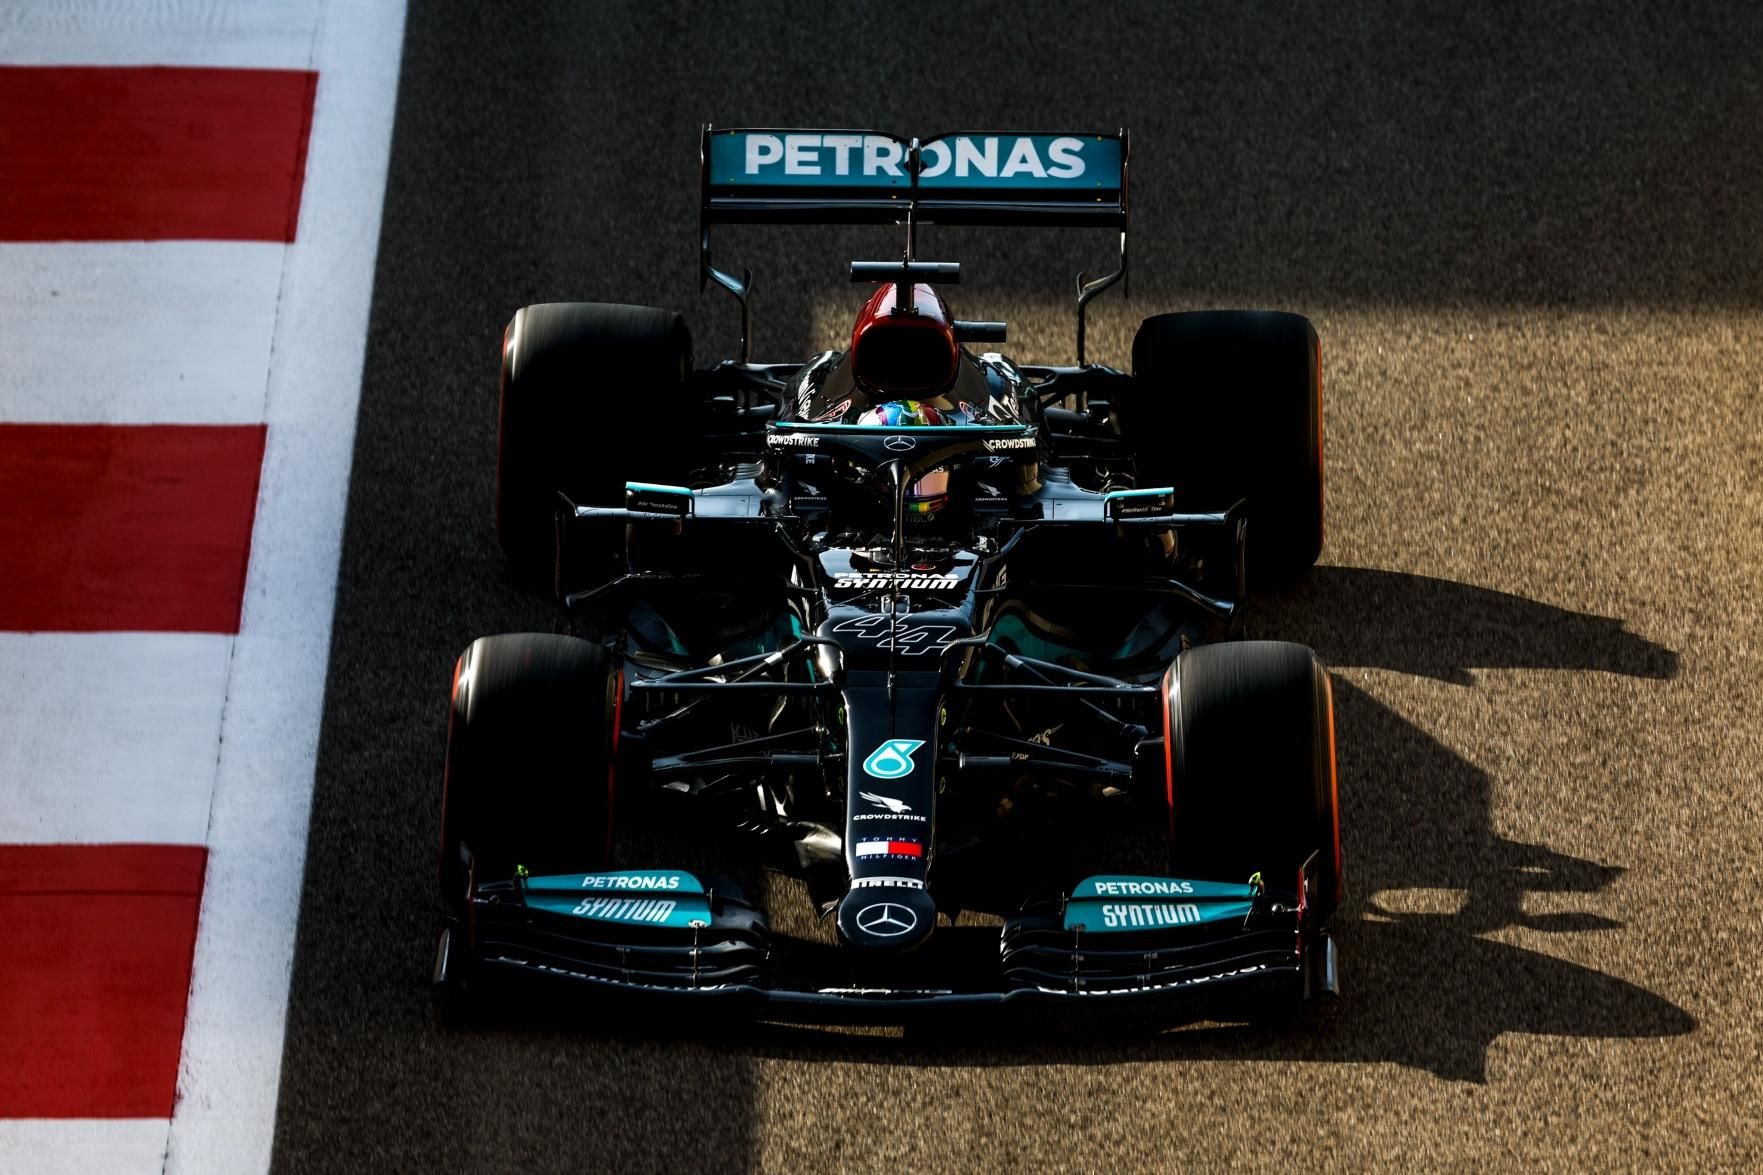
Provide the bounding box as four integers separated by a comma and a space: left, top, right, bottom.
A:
858, 399, 964, 513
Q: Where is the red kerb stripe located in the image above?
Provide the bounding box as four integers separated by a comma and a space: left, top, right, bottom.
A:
0, 424, 267, 633
0, 844, 207, 1117
0, 66, 317, 242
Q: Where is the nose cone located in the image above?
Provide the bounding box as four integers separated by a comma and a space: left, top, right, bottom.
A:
837, 885, 937, 952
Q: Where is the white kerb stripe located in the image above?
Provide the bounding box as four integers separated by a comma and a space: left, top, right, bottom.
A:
164, 1, 407, 1172
0, 633, 232, 845
0, 243, 284, 424
0, 0, 322, 69
0, 1120, 172, 1175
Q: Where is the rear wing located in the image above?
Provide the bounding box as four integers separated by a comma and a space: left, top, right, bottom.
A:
702, 129, 1126, 227
698, 126, 1129, 362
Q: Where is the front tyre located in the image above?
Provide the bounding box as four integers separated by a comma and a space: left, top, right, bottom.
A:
1163, 640, 1341, 920
438, 632, 620, 913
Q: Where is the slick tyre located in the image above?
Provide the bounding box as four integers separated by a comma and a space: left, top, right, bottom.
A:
1163, 640, 1341, 920
439, 633, 620, 912
1122, 311, 1324, 588
495, 302, 694, 583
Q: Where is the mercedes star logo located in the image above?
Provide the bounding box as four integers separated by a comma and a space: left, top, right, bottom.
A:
883, 435, 917, 452
855, 901, 918, 937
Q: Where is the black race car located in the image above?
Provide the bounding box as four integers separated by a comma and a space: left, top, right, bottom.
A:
434, 128, 1341, 1023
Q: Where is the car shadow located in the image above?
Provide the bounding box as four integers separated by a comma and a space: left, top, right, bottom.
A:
1251, 565, 1678, 684
728, 566, 1693, 1081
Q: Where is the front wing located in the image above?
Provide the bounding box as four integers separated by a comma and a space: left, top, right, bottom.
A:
436, 871, 1339, 1025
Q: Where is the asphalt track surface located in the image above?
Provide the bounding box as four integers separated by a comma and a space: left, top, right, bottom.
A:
274, 2, 1763, 1169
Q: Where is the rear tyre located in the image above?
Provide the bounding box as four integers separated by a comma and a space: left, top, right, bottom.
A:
439, 633, 620, 913
1121, 310, 1324, 587
496, 302, 694, 583
1163, 640, 1340, 920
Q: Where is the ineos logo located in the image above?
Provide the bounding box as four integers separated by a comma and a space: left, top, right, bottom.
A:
883, 435, 917, 452
855, 902, 918, 937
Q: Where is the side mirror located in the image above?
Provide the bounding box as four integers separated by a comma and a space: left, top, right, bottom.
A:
953, 320, 1007, 344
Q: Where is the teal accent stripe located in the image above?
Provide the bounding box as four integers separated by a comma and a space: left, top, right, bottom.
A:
525, 892, 713, 930
1063, 898, 1255, 933
1102, 487, 1175, 501
524, 870, 706, 895
625, 481, 694, 495
1071, 875, 1255, 900
789, 613, 817, 683
708, 132, 1123, 194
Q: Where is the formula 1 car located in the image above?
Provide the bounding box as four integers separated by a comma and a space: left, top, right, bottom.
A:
434, 128, 1341, 1023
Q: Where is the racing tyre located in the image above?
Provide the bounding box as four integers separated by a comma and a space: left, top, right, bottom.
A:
1163, 640, 1340, 920
1122, 311, 1323, 587
439, 633, 621, 913
496, 302, 694, 583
